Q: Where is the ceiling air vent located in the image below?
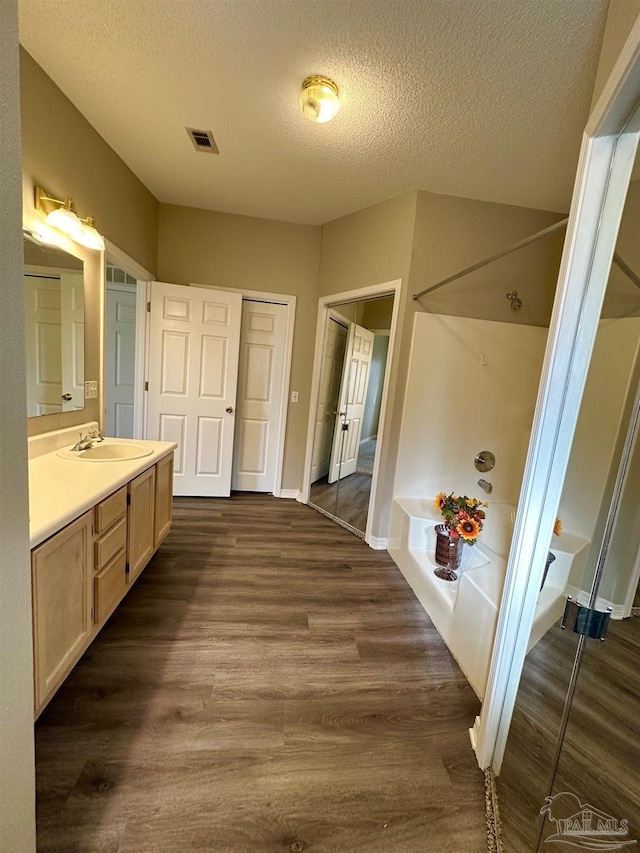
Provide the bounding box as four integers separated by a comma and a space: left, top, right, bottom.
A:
186, 128, 219, 154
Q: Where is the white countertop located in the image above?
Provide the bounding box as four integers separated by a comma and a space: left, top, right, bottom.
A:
28, 426, 176, 548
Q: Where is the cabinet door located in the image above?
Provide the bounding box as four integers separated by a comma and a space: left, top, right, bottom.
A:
32, 511, 93, 710
155, 454, 174, 548
128, 466, 156, 583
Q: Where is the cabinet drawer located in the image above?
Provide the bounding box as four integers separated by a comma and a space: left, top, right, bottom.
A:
94, 549, 127, 625
95, 516, 126, 570
95, 487, 127, 536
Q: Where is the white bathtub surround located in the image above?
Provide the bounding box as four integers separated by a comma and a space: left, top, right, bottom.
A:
394, 314, 548, 511
28, 422, 176, 547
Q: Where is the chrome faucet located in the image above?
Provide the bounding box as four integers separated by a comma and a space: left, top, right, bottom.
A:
70, 428, 104, 452
478, 478, 493, 494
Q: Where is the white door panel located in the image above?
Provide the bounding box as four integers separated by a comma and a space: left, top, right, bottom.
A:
105, 287, 136, 437
147, 282, 242, 497
60, 273, 85, 412
232, 301, 287, 492
328, 324, 375, 483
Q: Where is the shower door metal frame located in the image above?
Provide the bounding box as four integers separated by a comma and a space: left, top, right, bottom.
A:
474, 16, 640, 772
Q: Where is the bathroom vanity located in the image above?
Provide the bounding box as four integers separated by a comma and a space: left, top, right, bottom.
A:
28, 423, 176, 717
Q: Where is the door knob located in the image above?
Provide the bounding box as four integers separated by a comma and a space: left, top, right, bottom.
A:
62, 393, 73, 401
225, 406, 233, 414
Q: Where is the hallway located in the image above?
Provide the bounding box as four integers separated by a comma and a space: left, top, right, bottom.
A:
35, 495, 486, 852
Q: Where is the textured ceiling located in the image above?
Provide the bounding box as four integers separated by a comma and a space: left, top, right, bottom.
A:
19, 0, 609, 225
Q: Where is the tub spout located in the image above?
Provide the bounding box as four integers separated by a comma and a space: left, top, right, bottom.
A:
478, 478, 493, 494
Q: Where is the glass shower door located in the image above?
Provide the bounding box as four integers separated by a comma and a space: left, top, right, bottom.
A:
536, 374, 640, 850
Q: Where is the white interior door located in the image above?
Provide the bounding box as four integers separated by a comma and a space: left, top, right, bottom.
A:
328, 323, 375, 483
146, 282, 242, 497
232, 300, 287, 492
59, 272, 84, 412
24, 275, 63, 415
311, 315, 348, 483
105, 286, 137, 437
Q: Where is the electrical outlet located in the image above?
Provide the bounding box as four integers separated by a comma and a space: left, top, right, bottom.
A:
290, 391, 299, 403
85, 380, 98, 399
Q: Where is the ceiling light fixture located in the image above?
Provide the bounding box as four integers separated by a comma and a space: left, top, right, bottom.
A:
35, 186, 106, 250
299, 75, 340, 124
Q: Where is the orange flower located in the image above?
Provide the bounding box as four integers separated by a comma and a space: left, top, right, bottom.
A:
553, 517, 563, 537
457, 515, 480, 542
434, 492, 447, 512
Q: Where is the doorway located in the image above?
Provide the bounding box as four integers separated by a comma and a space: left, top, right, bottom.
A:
304, 285, 399, 542
104, 262, 138, 438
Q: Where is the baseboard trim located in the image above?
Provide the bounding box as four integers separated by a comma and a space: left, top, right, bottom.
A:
574, 589, 626, 619
278, 489, 301, 500
367, 535, 388, 550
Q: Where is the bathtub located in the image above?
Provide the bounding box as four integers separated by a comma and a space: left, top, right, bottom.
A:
388, 497, 590, 698
388, 497, 511, 699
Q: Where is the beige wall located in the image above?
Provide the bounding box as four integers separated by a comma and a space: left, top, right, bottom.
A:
157, 203, 322, 492
410, 191, 566, 327
20, 49, 159, 273
21, 49, 160, 437
591, 0, 640, 108
1, 4, 36, 849
317, 192, 418, 538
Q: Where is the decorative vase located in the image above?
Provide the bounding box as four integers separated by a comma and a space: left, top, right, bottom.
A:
434, 523, 463, 581
540, 551, 556, 591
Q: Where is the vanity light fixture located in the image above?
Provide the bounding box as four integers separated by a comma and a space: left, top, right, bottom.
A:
299, 75, 340, 123
35, 185, 106, 251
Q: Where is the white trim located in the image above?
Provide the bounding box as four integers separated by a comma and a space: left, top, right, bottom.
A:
279, 489, 301, 500
368, 536, 388, 550
103, 242, 154, 440
301, 279, 403, 549
104, 239, 153, 283
623, 540, 640, 617
573, 589, 626, 620
476, 15, 640, 773
191, 282, 296, 498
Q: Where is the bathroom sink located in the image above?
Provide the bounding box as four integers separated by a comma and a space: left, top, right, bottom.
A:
57, 441, 154, 462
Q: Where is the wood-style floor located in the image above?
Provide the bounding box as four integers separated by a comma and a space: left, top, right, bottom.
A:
309, 473, 372, 532
497, 613, 640, 851
35, 494, 486, 853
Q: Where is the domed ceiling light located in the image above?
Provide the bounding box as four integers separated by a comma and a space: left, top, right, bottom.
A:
299, 75, 340, 123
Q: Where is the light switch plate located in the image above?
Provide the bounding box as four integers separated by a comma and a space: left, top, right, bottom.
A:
85, 380, 98, 399
290, 391, 299, 403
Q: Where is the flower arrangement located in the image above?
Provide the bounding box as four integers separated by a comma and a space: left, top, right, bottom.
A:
434, 492, 488, 545
553, 517, 563, 537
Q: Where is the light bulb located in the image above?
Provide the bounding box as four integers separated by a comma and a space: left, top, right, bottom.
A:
300, 75, 340, 124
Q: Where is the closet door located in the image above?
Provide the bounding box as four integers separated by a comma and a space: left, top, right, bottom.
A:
232, 300, 288, 492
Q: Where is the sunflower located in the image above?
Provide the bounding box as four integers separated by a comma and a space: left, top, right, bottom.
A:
457, 515, 481, 542
553, 517, 563, 537
434, 492, 448, 512
465, 498, 479, 508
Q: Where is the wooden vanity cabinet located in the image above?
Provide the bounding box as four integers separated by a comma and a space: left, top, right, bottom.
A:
154, 453, 173, 547
31, 511, 93, 710
31, 453, 174, 717
127, 466, 156, 583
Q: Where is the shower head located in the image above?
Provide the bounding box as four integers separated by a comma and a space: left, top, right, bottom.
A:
506, 290, 523, 310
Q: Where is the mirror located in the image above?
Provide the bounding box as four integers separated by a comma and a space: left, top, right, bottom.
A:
308, 294, 394, 534
24, 232, 85, 417
496, 170, 640, 851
